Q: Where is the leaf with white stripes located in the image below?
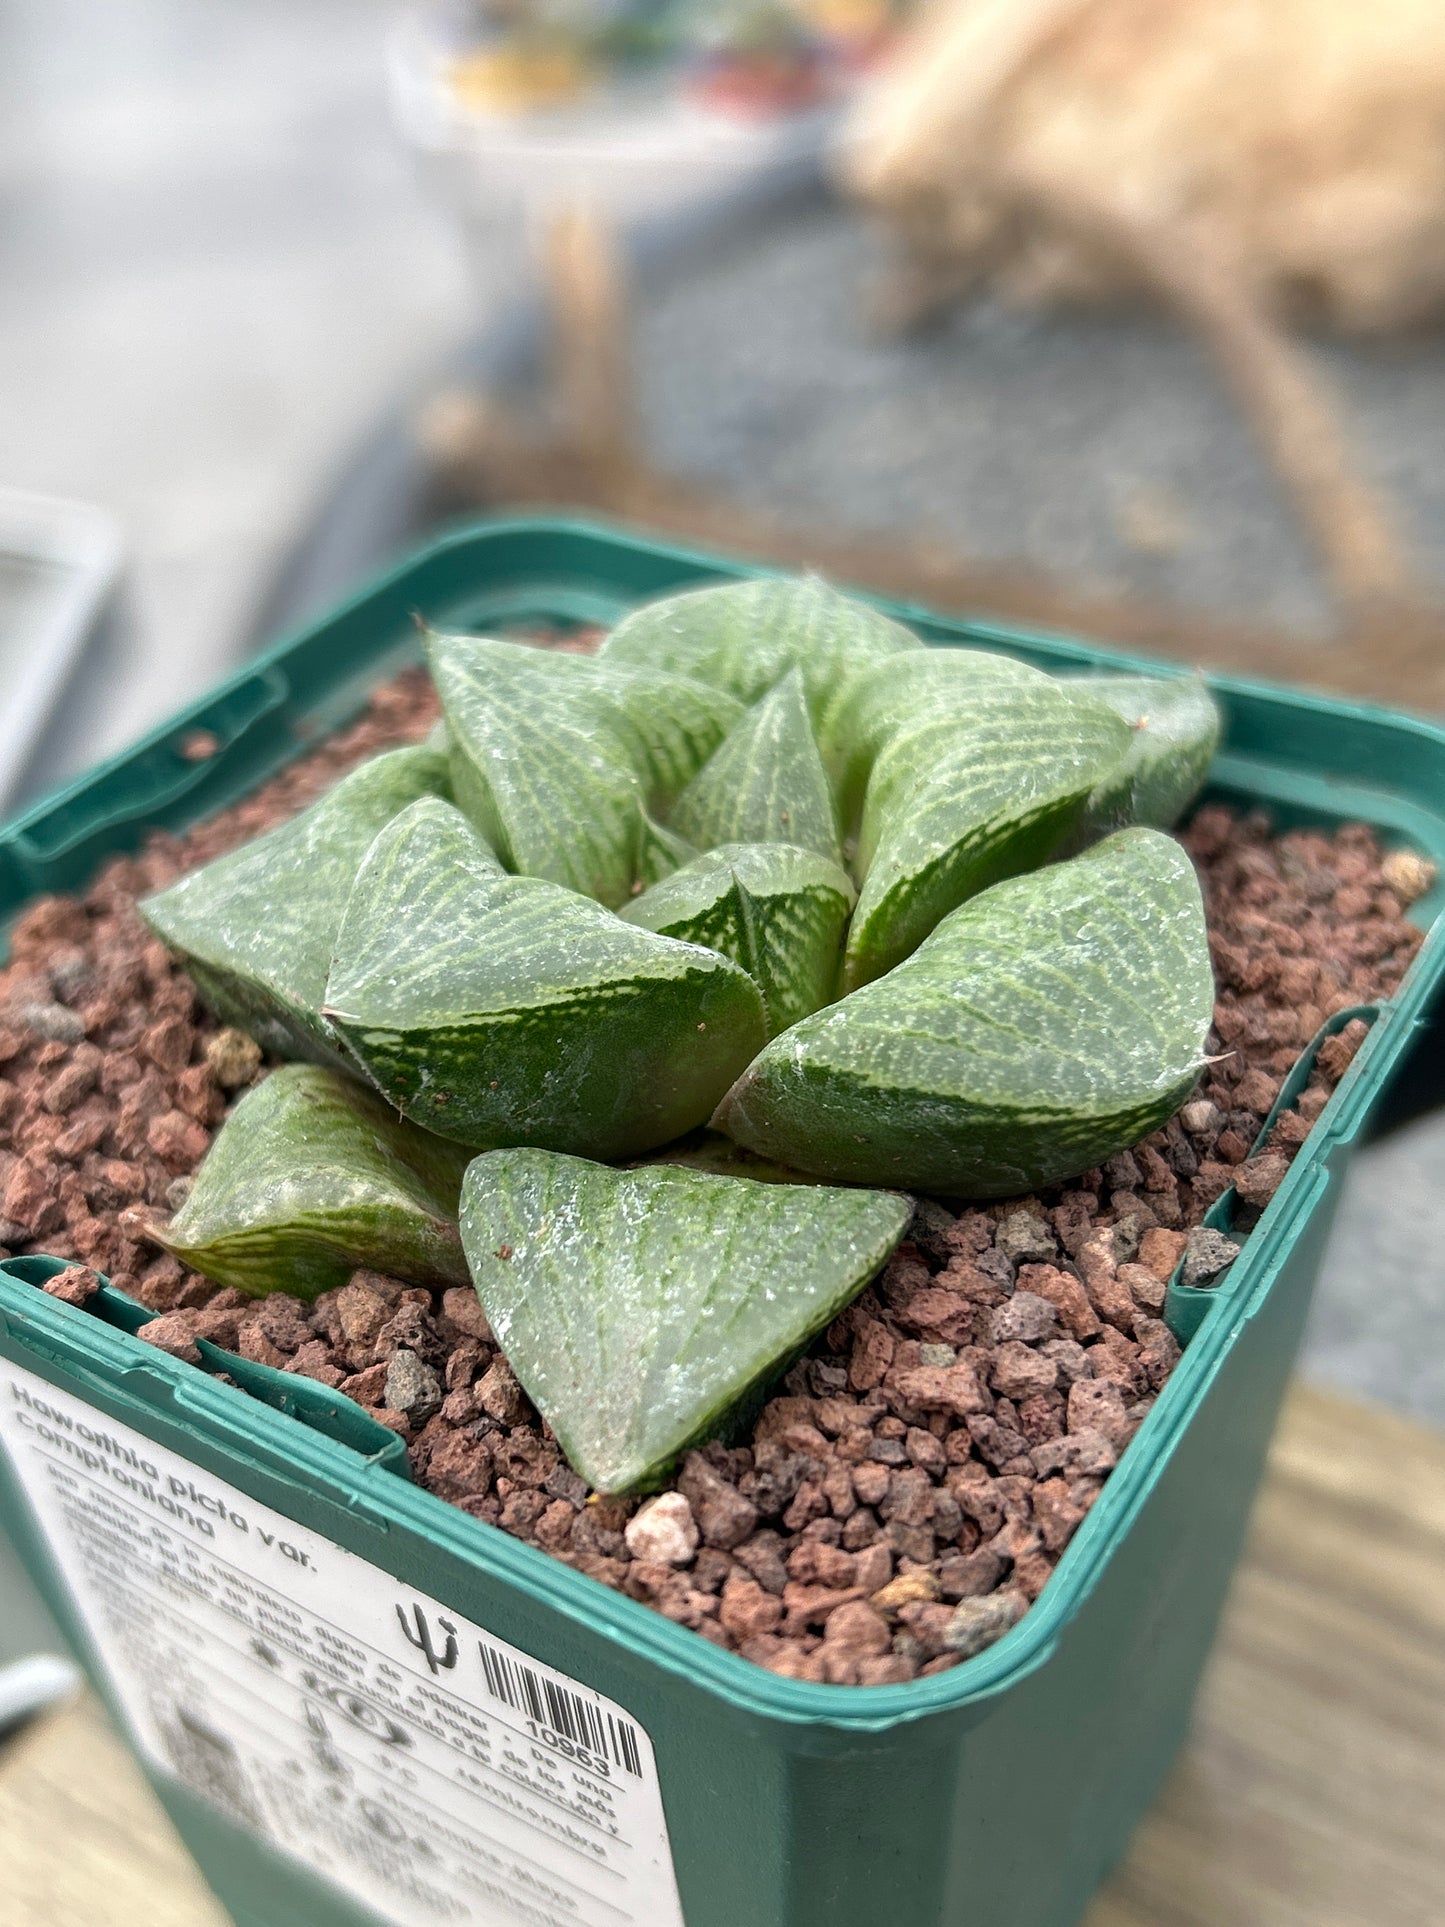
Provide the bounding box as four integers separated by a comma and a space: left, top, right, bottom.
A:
668, 668, 840, 861
326, 799, 766, 1157
621, 841, 854, 1036
429, 631, 743, 907
141, 744, 449, 1070
1070, 674, 1221, 833
460, 1149, 910, 1492
843, 677, 1132, 988
599, 574, 922, 782
635, 807, 697, 887
155, 1064, 472, 1299
826, 645, 1049, 833
715, 828, 1214, 1197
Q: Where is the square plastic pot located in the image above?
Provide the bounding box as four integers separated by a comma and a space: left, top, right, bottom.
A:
2, 517, 1444, 1927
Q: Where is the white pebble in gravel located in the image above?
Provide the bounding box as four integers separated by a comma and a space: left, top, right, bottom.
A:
624, 1491, 699, 1567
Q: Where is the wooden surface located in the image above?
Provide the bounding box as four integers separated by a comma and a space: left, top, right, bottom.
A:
3, 1381, 1442, 1927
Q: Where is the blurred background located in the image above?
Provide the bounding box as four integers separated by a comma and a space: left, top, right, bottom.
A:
3, 1, 1444, 1919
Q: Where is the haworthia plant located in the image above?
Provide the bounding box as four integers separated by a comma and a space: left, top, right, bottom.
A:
459, 1149, 911, 1492
825, 646, 1047, 832
140, 745, 448, 1069
621, 842, 854, 1037
325, 798, 767, 1156
154, 1064, 473, 1298
429, 630, 742, 907
715, 829, 1215, 1196
156, 572, 1224, 1502
843, 676, 1132, 988
634, 1129, 815, 1185
635, 808, 697, 887
1069, 674, 1222, 833
599, 573, 922, 780
668, 667, 840, 862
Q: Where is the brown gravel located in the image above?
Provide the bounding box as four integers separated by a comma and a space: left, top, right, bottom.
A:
3, 671, 1430, 1685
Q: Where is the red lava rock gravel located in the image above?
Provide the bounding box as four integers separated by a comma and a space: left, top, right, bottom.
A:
2, 672, 1429, 1685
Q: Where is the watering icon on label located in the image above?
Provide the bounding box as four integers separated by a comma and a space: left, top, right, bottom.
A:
301, 1670, 412, 1749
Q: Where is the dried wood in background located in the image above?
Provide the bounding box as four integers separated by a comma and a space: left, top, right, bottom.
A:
839, 0, 1445, 635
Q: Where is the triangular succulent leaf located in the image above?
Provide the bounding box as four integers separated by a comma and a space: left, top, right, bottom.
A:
1069, 674, 1221, 833
429, 631, 742, 907
599, 575, 922, 781
460, 1150, 910, 1492
140, 745, 449, 1069
826, 646, 1048, 834
843, 680, 1132, 988
595, 657, 750, 805
667, 667, 840, 862
154, 1064, 472, 1299
326, 799, 767, 1157
621, 841, 853, 1036
716, 828, 1214, 1197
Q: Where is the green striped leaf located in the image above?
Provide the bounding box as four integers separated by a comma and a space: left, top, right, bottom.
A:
140, 745, 448, 1070
715, 828, 1214, 1197
325, 799, 767, 1158
460, 1150, 910, 1492
599, 656, 750, 804
633, 1130, 816, 1186
154, 1064, 472, 1299
668, 668, 840, 861
826, 646, 1048, 833
1070, 674, 1221, 832
599, 574, 922, 781
635, 808, 697, 887
620, 841, 854, 1036
429, 631, 743, 908
843, 678, 1132, 989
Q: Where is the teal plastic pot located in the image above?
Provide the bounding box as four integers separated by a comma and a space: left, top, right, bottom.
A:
2, 518, 1444, 1927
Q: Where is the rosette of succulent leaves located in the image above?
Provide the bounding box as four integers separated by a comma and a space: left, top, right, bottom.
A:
141, 577, 1219, 1493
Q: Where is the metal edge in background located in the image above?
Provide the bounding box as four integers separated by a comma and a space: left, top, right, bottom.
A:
0, 490, 125, 814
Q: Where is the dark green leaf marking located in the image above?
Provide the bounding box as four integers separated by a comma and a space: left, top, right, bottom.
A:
140, 745, 449, 1069
154, 1064, 473, 1299
621, 841, 853, 1037
460, 1149, 910, 1492
326, 799, 767, 1157
715, 828, 1214, 1196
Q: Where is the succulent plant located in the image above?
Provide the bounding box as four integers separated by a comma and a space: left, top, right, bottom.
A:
142, 575, 1219, 1491
713, 828, 1214, 1193
142, 745, 448, 1068
154, 1064, 473, 1298
460, 1151, 910, 1493
323, 796, 767, 1156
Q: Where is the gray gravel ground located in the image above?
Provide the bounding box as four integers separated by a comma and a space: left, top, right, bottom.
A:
637, 197, 1445, 638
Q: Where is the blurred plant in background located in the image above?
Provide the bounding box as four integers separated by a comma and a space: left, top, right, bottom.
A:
417, 0, 908, 120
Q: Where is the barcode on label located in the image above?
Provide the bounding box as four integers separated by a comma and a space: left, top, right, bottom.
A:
478, 1643, 643, 1778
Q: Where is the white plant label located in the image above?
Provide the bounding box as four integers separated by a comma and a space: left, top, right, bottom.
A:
0, 1363, 686, 1927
